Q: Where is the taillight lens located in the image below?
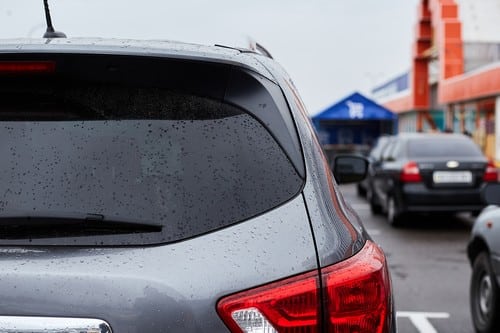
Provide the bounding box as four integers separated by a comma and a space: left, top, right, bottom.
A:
217, 270, 319, 333
0, 61, 56, 74
400, 161, 422, 182
217, 241, 392, 333
483, 161, 498, 182
323, 241, 392, 333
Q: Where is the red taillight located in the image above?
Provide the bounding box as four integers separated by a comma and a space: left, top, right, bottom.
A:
323, 241, 391, 333
400, 161, 422, 182
0, 61, 56, 74
483, 161, 498, 182
217, 241, 391, 333
217, 270, 319, 333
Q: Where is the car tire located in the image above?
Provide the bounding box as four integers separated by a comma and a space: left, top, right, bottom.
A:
368, 188, 382, 215
387, 196, 404, 227
470, 252, 500, 333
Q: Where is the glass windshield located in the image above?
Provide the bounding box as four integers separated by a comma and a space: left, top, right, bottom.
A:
0, 84, 302, 243
407, 136, 483, 158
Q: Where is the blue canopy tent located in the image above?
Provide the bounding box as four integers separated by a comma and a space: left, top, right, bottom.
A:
311, 92, 397, 158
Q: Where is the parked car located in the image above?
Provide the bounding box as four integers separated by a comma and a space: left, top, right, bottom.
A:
357, 134, 393, 198
0, 38, 395, 332
467, 183, 500, 333
368, 132, 498, 225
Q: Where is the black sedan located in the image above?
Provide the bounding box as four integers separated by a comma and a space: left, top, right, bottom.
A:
369, 133, 498, 225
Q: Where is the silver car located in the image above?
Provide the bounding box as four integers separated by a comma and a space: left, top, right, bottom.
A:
468, 184, 500, 333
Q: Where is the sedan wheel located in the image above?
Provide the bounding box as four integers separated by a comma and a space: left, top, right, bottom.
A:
470, 252, 500, 333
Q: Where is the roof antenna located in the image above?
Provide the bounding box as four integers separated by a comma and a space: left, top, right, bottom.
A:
42, 0, 66, 38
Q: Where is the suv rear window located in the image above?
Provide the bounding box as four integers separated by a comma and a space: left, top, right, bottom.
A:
407, 136, 483, 158
0, 82, 302, 245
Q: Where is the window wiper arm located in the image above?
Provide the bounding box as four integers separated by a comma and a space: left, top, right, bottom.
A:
0, 212, 162, 239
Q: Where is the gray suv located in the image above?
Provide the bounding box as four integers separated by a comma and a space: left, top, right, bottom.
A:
0, 38, 394, 333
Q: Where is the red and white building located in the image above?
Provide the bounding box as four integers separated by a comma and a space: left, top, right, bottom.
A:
373, 0, 500, 162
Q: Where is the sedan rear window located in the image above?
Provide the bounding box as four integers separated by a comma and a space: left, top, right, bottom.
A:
0, 83, 302, 245
407, 136, 483, 158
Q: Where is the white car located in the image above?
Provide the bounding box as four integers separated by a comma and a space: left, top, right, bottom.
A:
468, 184, 500, 333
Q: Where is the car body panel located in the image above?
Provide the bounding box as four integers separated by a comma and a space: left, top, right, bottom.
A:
372, 159, 400, 211
358, 135, 392, 195
0, 196, 318, 332
255, 55, 369, 266
469, 206, 500, 285
401, 183, 485, 210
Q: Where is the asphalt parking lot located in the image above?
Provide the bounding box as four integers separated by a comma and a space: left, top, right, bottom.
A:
340, 184, 476, 333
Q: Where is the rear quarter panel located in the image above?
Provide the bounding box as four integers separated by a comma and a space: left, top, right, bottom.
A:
253, 55, 367, 266
472, 206, 500, 284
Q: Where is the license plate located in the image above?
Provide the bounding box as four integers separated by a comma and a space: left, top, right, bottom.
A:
433, 171, 472, 184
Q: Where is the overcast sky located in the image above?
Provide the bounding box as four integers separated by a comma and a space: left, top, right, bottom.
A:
0, 0, 420, 115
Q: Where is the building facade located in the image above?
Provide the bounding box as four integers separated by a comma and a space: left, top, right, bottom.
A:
373, 0, 500, 162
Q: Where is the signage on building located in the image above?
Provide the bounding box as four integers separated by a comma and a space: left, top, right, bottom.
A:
346, 100, 364, 119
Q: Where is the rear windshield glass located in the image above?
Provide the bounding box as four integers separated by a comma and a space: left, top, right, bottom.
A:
407, 136, 483, 158
0, 83, 302, 244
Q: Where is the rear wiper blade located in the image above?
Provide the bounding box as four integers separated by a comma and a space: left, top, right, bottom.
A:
0, 212, 162, 239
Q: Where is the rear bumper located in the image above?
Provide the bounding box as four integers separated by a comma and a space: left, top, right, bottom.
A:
399, 183, 486, 213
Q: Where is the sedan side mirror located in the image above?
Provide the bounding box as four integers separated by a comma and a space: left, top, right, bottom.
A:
333, 155, 368, 184
481, 183, 500, 205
